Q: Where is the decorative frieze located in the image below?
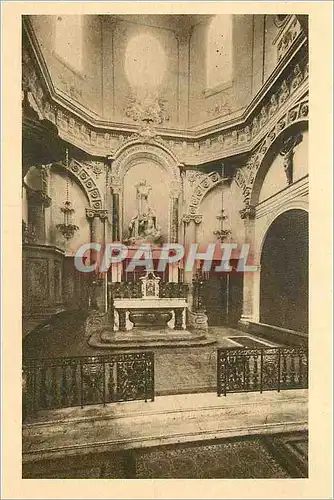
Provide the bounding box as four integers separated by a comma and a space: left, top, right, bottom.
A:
277, 16, 302, 62
186, 170, 207, 186
52, 159, 104, 210
111, 143, 182, 190
234, 98, 309, 209
125, 93, 169, 125
84, 160, 105, 179
187, 172, 221, 216
23, 30, 308, 166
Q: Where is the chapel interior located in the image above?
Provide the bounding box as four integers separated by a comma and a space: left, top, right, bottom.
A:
22, 13, 309, 479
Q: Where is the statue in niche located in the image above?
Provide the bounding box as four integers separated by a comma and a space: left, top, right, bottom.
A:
280, 134, 303, 185
126, 179, 162, 244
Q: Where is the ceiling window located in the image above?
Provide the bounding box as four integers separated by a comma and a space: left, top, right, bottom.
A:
54, 15, 83, 73
206, 15, 233, 92
125, 33, 166, 91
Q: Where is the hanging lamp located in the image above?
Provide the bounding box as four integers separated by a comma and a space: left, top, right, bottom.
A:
213, 164, 232, 242
56, 149, 79, 240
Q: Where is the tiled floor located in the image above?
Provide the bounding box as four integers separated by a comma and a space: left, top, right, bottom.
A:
23, 429, 308, 479
23, 316, 280, 395
23, 315, 307, 480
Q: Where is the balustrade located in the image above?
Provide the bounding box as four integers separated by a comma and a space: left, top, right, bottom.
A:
217, 346, 308, 396
23, 352, 154, 418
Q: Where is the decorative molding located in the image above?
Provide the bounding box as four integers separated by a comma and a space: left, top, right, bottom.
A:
52, 159, 104, 210
124, 93, 169, 125
83, 161, 106, 179
186, 170, 207, 186
276, 16, 302, 63
255, 175, 308, 220
239, 205, 256, 220
111, 142, 182, 194
234, 98, 308, 210
22, 19, 308, 166
187, 171, 222, 216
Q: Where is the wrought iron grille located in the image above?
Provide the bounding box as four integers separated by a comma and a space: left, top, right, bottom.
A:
110, 281, 142, 299
159, 282, 188, 298
23, 352, 154, 417
110, 281, 188, 299
217, 347, 308, 396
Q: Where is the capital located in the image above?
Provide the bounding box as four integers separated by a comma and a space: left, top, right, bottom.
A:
239, 205, 256, 220
86, 208, 108, 220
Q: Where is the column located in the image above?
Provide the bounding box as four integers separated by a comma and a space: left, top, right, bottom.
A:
168, 262, 179, 283
170, 195, 179, 244
238, 205, 258, 330
112, 192, 120, 241
86, 208, 108, 312
182, 215, 195, 309
26, 187, 51, 244
91, 213, 106, 244
22, 185, 28, 223
183, 214, 208, 330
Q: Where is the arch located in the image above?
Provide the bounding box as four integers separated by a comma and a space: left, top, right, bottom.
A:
234, 98, 308, 208
187, 171, 222, 216
257, 202, 308, 262
259, 208, 308, 333
251, 120, 308, 206
52, 159, 103, 209
111, 141, 182, 194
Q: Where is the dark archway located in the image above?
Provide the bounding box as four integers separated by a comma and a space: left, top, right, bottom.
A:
260, 209, 308, 333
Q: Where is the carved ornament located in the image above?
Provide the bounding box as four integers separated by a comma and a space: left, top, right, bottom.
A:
187, 172, 221, 216
234, 98, 308, 210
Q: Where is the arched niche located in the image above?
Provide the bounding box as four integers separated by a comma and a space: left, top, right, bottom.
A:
111, 141, 182, 186
259, 208, 308, 333
123, 160, 171, 242
110, 142, 182, 242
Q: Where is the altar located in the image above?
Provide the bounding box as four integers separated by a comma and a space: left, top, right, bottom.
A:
86, 176, 212, 348
114, 297, 187, 331
112, 272, 187, 331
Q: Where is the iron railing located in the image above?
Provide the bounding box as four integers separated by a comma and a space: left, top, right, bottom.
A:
23, 351, 154, 417
217, 347, 308, 396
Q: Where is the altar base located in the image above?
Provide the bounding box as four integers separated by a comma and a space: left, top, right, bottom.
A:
88, 328, 217, 350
